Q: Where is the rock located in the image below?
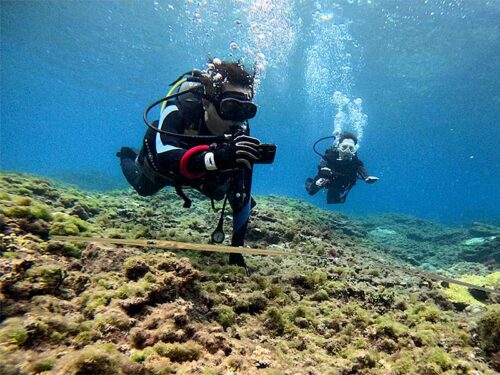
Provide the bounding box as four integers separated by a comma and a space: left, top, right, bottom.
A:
70, 205, 89, 220
462, 237, 500, 263
124, 260, 150, 281
81, 243, 137, 273
468, 288, 490, 303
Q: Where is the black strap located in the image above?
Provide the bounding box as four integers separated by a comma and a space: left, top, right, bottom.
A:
211, 194, 228, 243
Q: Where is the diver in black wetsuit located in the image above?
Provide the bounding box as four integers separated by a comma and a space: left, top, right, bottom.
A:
117, 60, 276, 270
305, 132, 378, 204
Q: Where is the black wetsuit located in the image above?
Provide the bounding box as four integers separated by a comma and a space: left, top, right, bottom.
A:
118, 85, 253, 266
305, 148, 369, 204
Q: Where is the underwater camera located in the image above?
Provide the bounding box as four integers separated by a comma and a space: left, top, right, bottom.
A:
255, 143, 276, 164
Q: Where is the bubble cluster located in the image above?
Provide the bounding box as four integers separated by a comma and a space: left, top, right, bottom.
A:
306, 7, 354, 108
243, 0, 298, 90
332, 91, 367, 144
305, 1, 368, 142
178, 0, 297, 94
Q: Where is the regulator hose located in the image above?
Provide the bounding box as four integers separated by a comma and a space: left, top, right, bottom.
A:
313, 135, 337, 157
143, 86, 230, 142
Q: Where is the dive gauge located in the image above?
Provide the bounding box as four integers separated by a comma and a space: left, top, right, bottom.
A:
211, 229, 225, 244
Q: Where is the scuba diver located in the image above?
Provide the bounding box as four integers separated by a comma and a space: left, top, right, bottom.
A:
305, 132, 378, 204
117, 59, 276, 271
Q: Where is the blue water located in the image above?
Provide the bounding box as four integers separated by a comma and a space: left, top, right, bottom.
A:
1, 0, 499, 225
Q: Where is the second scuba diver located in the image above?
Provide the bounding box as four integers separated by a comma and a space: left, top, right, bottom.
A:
305, 132, 378, 204
117, 59, 276, 271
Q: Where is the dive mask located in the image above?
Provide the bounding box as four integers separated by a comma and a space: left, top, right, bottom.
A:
338, 139, 357, 159
214, 91, 257, 122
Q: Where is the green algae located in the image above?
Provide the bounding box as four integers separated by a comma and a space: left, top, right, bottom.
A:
1, 172, 500, 374
31, 357, 56, 372
478, 304, 500, 353
153, 341, 202, 362
216, 305, 236, 329
264, 307, 287, 335
56, 343, 122, 375
443, 271, 500, 306
0, 318, 28, 348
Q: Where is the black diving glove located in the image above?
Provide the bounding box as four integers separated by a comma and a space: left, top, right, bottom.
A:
208, 135, 261, 171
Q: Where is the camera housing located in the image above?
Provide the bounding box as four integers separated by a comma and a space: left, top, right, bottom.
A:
256, 144, 276, 164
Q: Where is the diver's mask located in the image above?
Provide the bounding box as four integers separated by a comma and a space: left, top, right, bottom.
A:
338, 139, 357, 160
212, 91, 257, 122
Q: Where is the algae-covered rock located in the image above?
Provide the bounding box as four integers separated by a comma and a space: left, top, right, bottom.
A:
31, 357, 56, 373
55, 343, 127, 375
442, 272, 499, 307
216, 305, 236, 329
5, 263, 67, 299
462, 236, 500, 264
264, 307, 287, 335
153, 341, 202, 362
124, 257, 151, 280
478, 304, 500, 354
1, 172, 500, 375
0, 317, 28, 349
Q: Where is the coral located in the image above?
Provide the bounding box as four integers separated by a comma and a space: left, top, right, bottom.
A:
463, 236, 500, 263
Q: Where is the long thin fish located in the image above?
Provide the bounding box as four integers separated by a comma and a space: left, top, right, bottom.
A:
53, 235, 499, 296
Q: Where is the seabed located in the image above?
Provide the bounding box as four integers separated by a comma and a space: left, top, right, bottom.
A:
0, 172, 498, 374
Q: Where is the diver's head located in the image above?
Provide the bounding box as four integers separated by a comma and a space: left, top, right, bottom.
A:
201, 59, 256, 134
337, 132, 359, 160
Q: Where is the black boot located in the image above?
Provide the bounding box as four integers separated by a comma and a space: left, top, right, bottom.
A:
229, 253, 250, 276
116, 146, 139, 160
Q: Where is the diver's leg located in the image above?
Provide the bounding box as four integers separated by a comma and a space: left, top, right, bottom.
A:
327, 187, 342, 204
229, 194, 250, 267
117, 147, 165, 197
338, 189, 349, 203
228, 170, 253, 269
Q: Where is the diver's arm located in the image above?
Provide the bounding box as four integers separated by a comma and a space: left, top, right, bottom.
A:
357, 161, 379, 183
357, 163, 369, 180
156, 114, 260, 181
185, 135, 261, 175
306, 157, 332, 195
